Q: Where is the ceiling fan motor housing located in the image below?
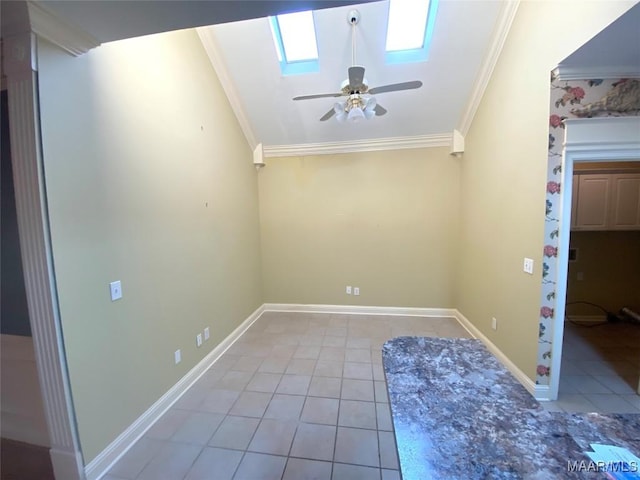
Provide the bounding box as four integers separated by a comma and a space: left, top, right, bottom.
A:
348, 10, 360, 25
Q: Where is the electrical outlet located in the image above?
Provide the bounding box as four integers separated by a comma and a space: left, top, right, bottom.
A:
174, 349, 181, 364
204, 327, 210, 341
523, 258, 534, 275
346, 286, 352, 295
196, 334, 203, 347
491, 317, 497, 331
109, 280, 122, 301
354, 287, 360, 296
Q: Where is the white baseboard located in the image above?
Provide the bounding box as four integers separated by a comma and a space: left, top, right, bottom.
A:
84, 304, 265, 480
51, 447, 85, 480
263, 303, 457, 318
453, 309, 540, 399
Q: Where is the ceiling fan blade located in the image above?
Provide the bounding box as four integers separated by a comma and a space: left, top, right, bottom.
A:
320, 108, 336, 121
374, 104, 388, 116
348, 66, 365, 90
293, 92, 343, 101
369, 80, 423, 95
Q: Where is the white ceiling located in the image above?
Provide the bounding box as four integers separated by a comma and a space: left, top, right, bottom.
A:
7, 1, 638, 155
205, 0, 506, 149
558, 2, 640, 79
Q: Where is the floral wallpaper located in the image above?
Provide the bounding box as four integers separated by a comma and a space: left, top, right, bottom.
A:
536, 77, 640, 385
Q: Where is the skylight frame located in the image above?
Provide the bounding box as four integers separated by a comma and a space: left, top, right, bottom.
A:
385, 0, 439, 64
269, 10, 320, 76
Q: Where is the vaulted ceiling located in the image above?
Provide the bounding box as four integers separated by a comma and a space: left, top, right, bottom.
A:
5, 1, 638, 156
199, 1, 508, 153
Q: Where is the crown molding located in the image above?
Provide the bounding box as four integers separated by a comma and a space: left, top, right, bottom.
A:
27, 1, 100, 56
263, 133, 452, 157
553, 65, 640, 81
457, 0, 520, 136
196, 27, 257, 150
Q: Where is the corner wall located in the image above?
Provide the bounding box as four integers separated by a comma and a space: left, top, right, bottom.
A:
456, 1, 636, 382
258, 148, 460, 308
37, 30, 262, 462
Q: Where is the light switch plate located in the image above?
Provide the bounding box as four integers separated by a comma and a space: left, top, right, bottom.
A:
523, 258, 534, 275
346, 286, 352, 295
110, 280, 122, 301
174, 349, 181, 364
204, 327, 210, 341
354, 287, 360, 296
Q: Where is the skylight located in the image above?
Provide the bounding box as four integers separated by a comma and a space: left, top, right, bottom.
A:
385, 0, 438, 63
269, 10, 320, 75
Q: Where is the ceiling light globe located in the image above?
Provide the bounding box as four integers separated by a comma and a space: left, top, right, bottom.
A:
348, 107, 365, 122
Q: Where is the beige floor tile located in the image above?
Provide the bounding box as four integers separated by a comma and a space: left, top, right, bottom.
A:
346, 337, 371, 349
379, 431, 399, 469
290, 423, 336, 461
136, 442, 202, 480
233, 453, 287, 480
319, 345, 346, 361
246, 373, 283, 393
293, 346, 321, 360
270, 345, 298, 358
374, 381, 389, 403
301, 397, 339, 425
264, 394, 305, 420
184, 447, 242, 480
343, 362, 373, 380
208, 416, 259, 450
592, 375, 639, 395
286, 358, 317, 375
248, 419, 298, 455
170, 412, 224, 445
276, 375, 311, 395
345, 348, 372, 363
283, 458, 332, 480
583, 394, 640, 413
145, 409, 189, 440
376, 403, 394, 431
341, 379, 374, 402
298, 335, 324, 347
259, 356, 290, 374
308, 376, 342, 398
173, 386, 207, 411
382, 469, 401, 480
198, 389, 240, 414
232, 356, 264, 373
338, 400, 377, 430
216, 370, 253, 391
315, 361, 344, 378
555, 393, 598, 413
332, 462, 380, 479
228, 391, 272, 417
107, 437, 165, 479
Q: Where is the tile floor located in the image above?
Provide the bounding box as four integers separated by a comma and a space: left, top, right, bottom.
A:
104, 312, 640, 480
104, 312, 471, 480
543, 320, 640, 413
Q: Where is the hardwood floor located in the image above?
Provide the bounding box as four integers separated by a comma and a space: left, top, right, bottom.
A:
1, 438, 54, 480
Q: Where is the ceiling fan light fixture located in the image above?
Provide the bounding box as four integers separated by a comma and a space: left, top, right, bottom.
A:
347, 106, 365, 122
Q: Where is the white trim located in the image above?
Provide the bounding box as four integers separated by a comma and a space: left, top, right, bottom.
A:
457, 0, 520, 136
263, 303, 456, 318
263, 134, 452, 158
548, 117, 640, 401
554, 65, 640, 81
453, 309, 539, 399
5, 32, 85, 480
84, 304, 265, 480
196, 27, 257, 150
27, 1, 100, 56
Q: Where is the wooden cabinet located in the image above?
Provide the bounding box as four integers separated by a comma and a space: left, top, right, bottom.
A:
572, 173, 640, 231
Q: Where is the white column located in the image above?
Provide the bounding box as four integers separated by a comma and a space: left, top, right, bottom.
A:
3, 32, 85, 480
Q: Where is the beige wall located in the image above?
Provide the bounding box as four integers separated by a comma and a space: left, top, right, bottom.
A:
567, 231, 640, 316
37, 30, 262, 462
456, 1, 635, 381
259, 148, 460, 307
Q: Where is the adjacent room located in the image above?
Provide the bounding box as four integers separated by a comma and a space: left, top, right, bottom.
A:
2, 1, 639, 479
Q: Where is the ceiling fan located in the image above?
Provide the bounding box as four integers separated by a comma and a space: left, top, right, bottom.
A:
292, 9, 423, 123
